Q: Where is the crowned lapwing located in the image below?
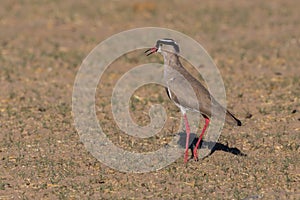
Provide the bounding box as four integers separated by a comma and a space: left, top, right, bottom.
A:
145, 38, 242, 163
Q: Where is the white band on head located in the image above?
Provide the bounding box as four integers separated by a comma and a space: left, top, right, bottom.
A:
156, 38, 180, 53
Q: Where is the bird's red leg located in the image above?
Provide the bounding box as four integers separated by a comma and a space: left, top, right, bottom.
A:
193, 117, 210, 161
183, 113, 190, 163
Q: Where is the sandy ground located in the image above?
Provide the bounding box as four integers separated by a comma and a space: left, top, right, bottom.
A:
0, 0, 299, 199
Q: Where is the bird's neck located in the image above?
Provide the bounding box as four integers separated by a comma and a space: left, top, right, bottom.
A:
162, 51, 183, 73
161, 51, 178, 65
161, 51, 186, 85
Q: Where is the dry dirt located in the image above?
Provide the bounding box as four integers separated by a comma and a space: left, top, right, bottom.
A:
0, 0, 299, 199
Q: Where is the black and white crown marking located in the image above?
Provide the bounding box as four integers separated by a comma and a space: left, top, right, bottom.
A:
156, 38, 180, 53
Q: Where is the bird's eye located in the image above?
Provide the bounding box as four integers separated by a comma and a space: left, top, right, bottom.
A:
159, 43, 163, 47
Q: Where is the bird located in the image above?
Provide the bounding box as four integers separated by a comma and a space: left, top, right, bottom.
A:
145, 38, 242, 163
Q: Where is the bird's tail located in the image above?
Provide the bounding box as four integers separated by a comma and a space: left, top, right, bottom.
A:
225, 110, 242, 126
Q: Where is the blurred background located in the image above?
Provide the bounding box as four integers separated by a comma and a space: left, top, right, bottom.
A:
0, 0, 299, 199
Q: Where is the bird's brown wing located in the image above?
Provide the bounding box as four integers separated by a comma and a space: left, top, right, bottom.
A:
169, 60, 241, 126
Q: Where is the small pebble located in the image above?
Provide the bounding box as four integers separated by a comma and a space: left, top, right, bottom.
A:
274, 72, 282, 76
38, 107, 46, 112
246, 113, 253, 119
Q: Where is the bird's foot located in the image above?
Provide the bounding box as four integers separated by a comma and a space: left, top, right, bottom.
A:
184, 150, 189, 163
193, 149, 199, 161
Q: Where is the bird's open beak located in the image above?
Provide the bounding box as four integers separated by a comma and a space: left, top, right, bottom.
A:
144, 47, 158, 56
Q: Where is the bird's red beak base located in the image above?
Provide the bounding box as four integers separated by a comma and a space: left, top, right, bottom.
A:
145, 47, 158, 56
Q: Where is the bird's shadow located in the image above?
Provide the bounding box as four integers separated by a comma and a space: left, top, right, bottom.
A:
177, 132, 247, 158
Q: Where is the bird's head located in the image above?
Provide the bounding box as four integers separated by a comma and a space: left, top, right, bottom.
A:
145, 38, 180, 56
